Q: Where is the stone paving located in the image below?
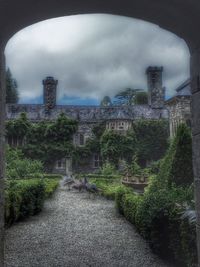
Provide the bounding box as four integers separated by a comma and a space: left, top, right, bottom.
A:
5, 186, 174, 267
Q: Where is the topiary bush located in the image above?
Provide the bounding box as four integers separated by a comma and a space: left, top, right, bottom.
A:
113, 123, 197, 266
134, 119, 169, 166
158, 123, 193, 188
115, 186, 133, 214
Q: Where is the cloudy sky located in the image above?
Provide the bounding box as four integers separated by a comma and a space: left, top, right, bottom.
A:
5, 14, 190, 105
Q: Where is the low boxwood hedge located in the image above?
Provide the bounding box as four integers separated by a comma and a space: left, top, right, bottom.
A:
43, 174, 63, 180
43, 178, 59, 198
115, 186, 197, 267
90, 177, 125, 200
5, 179, 45, 226
5, 178, 59, 227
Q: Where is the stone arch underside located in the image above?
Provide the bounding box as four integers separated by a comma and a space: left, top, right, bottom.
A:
1, 0, 200, 266
0, 0, 200, 49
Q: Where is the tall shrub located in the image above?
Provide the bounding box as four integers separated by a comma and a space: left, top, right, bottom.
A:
158, 123, 193, 188
134, 119, 169, 166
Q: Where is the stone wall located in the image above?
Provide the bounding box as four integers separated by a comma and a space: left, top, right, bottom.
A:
166, 96, 191, 137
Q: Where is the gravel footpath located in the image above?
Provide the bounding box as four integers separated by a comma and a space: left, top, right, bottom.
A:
5, 185, 174, 267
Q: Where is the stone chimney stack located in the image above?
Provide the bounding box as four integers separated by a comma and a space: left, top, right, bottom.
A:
43, 76, 58, 110
146, 66, 165, 109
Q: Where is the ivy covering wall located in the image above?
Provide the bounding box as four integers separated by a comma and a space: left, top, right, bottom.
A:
6, 115, 169, 170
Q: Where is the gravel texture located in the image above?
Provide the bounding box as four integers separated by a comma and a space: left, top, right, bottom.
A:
5, 184, 174, 267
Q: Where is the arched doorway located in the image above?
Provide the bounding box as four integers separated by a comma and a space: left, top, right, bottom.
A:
1, 1, 200, 266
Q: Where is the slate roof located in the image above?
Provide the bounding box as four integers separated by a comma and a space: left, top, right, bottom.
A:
176, 78, 191, 96
166, 78, 191, 104
6, 104, 169, 122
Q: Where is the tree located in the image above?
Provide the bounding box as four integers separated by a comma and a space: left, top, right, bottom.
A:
114, 88, 142, 106
100, 129, 137, 166
100, 130, 122, 166
134, 119, 169, 166
6, 68, 19, 103
134, 91, 148, 105
158, 123, 193, 188
6, 113, 31, 147
100, 96, 112, 106
21, 113, 78, 171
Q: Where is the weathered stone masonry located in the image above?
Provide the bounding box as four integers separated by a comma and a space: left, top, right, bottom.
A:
5, 67, 169, 173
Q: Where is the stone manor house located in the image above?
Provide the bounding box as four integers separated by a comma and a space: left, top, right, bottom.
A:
5, 66, 191, 174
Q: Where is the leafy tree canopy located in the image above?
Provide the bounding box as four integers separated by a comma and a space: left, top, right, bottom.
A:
114, 88, 142, 106
100, 96, 112, 107
100, 129, 137, 166
6, 113, 78, 171
6, 112, 31, 137
6, 68, 19, 104
134, 91, 148, 105
134, 119, 169, 166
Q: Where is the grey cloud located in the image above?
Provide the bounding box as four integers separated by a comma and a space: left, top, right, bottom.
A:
5, 14, 190, 103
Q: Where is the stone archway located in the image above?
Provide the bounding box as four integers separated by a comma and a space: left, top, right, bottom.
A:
1, 1, 200, 266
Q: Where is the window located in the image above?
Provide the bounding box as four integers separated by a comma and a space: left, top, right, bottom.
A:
56, 159, 65, 169
7, 136, 13, 146
79, 134, 84, 145
186, 119, 191, 128
93, 154, 101, 168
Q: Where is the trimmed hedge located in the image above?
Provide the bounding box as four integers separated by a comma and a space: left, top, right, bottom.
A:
43, 174, 63, 180
115, 186, 197, 266
5, 178, 59, 226
5, 179, 45, 226
79, 173, 121, 180
43, 178, 59, 198
90, 178, 120, 199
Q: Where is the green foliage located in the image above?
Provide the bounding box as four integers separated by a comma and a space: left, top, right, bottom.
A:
100, 162, 117, 175
79, 173, 121, 180
6, 147, 43, 179
134, 91, 148, 105
114, 88, 142, 105
113, 124, 196, 266
134, 119, 169, 165
121, 193, 142, 224
148, 160, 162, 175
115, 184, 196, 266
121, 130, 137, 162
92, 122, 106, 139
100, 130, 121, 165
100, 129, 137, 166
6, 112, 31, 138
45, 113, 77, 142
43, 174, 62, 180
130, 156, 142, 176
72, 146, 92, 165
43, 178, 59, 198
158, 123, 193, 188
89, 176, 125, 200
5, 179, 45, 225
100, 96, 112, 106
5, 178, 59, 226
115, 185, 134, 214
21, 113, 77, 170
73, 122, 107, 164
6, 68, 19, 104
